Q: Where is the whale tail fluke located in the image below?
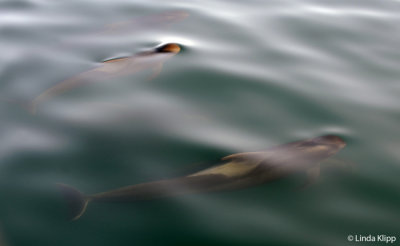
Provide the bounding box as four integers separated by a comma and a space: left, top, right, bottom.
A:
57, 183, 90, 221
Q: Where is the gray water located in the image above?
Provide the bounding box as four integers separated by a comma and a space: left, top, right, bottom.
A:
1, 0, 400, 245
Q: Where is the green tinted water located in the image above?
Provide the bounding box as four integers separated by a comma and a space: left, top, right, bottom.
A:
1, 0, 400, 245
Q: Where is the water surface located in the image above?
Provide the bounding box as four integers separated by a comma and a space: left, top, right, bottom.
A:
1, 0, 400, 245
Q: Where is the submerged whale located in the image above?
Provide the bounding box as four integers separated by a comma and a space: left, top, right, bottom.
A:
27, 43, 181, 114
59, 135, 346, 220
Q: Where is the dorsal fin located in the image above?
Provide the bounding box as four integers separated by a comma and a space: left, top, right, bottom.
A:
221, 151, 265, 161
102, 57, 130, 63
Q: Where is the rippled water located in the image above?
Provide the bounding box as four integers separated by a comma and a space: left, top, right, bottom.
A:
1, 0, 400, 245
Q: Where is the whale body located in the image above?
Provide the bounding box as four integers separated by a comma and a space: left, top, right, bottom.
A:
59, 135, 346, 220
28, 43, 181, 114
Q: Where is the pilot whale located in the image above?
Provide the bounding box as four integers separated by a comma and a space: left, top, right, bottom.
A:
59, 135, 346, 220
27, 43, 181, 114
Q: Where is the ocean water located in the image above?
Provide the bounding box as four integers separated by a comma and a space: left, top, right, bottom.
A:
1, 0, 400, 245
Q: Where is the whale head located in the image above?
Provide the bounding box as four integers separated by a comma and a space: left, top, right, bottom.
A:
155, 43, 181, 54
309, 135, 346, 150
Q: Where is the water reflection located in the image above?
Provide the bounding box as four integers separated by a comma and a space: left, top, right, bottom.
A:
0, 124, 70, 160
62, 10, 189, 45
